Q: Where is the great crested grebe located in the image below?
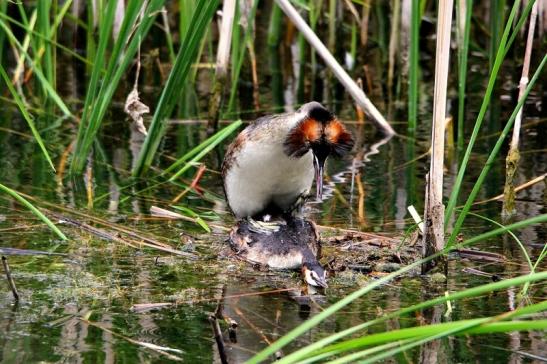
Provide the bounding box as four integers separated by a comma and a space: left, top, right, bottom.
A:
222, 102, 354, 287
229, 218, 327, 288
222, 101, 354, 220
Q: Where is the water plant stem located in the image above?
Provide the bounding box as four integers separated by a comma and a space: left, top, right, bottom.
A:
408, 0, 420, 130
456, 0, 472, 152
422, 0, 453, 273
502, 1, 538, 216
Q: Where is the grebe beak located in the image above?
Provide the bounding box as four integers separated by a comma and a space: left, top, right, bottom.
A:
313, 154, 325, 201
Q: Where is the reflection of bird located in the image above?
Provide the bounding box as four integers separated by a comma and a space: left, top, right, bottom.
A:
229, 218, 328, 288
222, 102, 354, 220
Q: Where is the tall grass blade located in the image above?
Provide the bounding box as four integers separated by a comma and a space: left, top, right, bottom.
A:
0, 183, 67, 240
0, 1, 7, 65
164, 120, 242, 179
226, 0, 260, 114
132, 0, 220, 177
71, 0, 125, 174
456, 0, 472, 151
446, 53, 547, 246
0, 12, 91, 66
70, 0, 166, 175
37, 0, 54, 88
408, 0, 421, 131
0, 64, 55, 171
444, 0, 522, 224
356, 301, 547, 364
0, 19, 71, 116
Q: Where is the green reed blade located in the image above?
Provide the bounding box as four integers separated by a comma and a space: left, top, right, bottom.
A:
312, 301, 547, 363
0, 12, 91, 66
37, 0, 54, 88
0, 1, 8, 65
456, 0, 472, 151
167, 120, 242, 180
164, 120, 242, 175
447, 54, 547, 246
0, 19, 71, 116
408, 0, 420, 130
132, 0, 220, 177
71, 0, 166, 175
444, 0, 522, 224
0, 64, 55, 172
0, 183, 67, 240
70, 0, 118, 174
272, 270, 547, 364
226, 0, 260, 114
357, 302, 547, 364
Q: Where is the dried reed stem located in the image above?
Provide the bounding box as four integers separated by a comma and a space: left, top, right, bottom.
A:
208, 0, 237, 131
422, 0, 454, 274
503, 1, 538, 216
275, 0, 395, 135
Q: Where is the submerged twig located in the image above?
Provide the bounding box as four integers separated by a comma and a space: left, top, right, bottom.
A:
209, 314, 229, 364
2, 256, 19, 301
0, 247, 66, 256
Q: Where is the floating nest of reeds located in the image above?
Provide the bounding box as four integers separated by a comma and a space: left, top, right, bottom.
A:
226, 218, 423, 284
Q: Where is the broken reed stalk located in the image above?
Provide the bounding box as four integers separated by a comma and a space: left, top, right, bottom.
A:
208, 0, 236, 131
209, 314, 229, 364
421, 0, 453, 274
274, 0, 395, 136
502, 2, 538, 217
2, 256, 19, 301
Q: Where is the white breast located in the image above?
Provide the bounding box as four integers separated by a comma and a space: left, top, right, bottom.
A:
225, 139, 314, 218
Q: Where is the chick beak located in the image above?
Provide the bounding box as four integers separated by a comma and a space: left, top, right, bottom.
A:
313, 154, 325, 201
314, 276, 328, 289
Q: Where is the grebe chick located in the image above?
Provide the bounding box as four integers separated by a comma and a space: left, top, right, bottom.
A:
229, 217, 327, 288
222, 102, 354, 220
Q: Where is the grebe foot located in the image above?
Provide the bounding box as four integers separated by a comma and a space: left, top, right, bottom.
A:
247, 217, 283, 235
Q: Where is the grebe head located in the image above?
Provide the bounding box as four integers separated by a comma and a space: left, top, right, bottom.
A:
302, 262, 328, 288
284, 102, 354, 200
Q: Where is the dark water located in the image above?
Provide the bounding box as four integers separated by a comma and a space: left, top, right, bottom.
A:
1, 11, 546, 364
